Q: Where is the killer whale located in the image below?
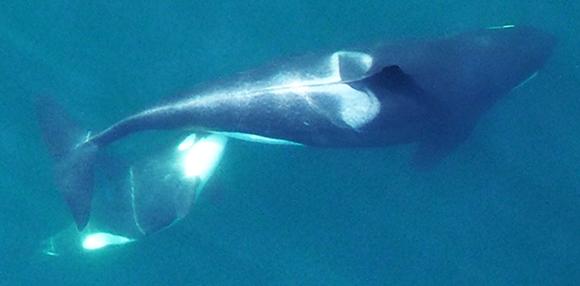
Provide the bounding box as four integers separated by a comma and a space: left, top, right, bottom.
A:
40, 133, 228, 255
37, 25, 555, 230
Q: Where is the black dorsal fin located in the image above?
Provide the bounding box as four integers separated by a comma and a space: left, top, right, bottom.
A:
351, 65, 423, 95
367, 65, 423, 95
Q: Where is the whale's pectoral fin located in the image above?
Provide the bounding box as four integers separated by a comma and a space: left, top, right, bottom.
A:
412, 116, 477, 171
412, 137, 458, 171
360, 66, 474, 170
361, 66, 467, 169
36, 96, 98, 230
129, 163, 199, 234
367, 65, 473, 170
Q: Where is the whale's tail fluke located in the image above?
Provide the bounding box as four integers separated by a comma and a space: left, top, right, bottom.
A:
36, 96, 98, 230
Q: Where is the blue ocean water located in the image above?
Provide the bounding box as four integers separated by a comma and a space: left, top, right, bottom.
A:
0, 1, 578, 285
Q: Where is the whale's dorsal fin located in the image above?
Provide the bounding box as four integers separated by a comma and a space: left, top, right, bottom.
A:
350, 65, 424, 97
372, 65, 422, 94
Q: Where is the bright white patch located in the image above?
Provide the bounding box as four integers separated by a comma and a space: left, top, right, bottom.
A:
215, 132, 303, 145
487, 24, 516, 30
330, 51, 374, 80
265, 73, 340, 95
337, 85, 381, 129
261, 51, 373, 95
287, 81, 310, 95
310, 84, 381, 129
270, 81, 380, 129
177, 134, 197, 151
82, 232, 134, 251
179, 134, 227, 182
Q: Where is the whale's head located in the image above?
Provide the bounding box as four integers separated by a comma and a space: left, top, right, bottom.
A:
463, 25, 556, 94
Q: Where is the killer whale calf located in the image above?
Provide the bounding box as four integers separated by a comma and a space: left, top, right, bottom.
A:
38, 25, 555, 230
40, 133, 228, 255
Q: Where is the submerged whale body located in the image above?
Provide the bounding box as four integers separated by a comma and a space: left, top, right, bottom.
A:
38, 25, 555, 230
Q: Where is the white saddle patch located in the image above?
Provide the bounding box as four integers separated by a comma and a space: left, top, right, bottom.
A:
330, 51, 374, 81
306, 84, 381, 130
334, 84, 381, 129
265, 51, 374, 94
270, 82, 381, 130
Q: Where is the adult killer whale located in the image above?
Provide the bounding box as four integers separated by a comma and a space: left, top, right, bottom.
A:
37, 25, 555, 230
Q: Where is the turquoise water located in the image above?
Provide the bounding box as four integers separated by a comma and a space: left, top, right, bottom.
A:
1, 1, 578, 285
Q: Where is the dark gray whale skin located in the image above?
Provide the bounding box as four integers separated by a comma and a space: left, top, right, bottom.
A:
37, 25, 555, 230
